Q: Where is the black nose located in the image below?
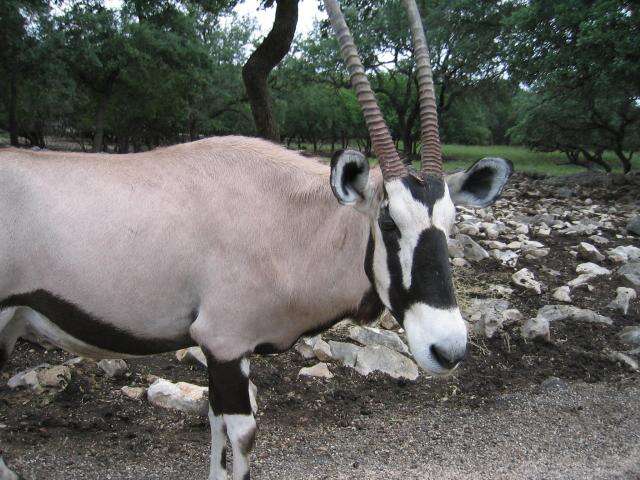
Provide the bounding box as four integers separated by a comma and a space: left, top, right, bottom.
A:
430, 343, 466, 370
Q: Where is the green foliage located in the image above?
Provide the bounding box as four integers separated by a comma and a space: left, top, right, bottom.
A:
505, 0, 640, 172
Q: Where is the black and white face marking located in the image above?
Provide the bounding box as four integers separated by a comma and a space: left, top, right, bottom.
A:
368, 175, 467, 374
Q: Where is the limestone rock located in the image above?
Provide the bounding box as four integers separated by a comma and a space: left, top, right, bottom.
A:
298, 363, 334, 379
618, 326, 640, 347
491, 249, 518, 267
147, 378, 208, 416
502, 309, 524, 325
455, 234, 489, 262
466, 298, 510, 338
511, 268, 542, 294
354, 345, 419, 381
97, 359, 129, 378
607, 287, 636, 315
175, 347, 207, 367
521, 316, 550, 341
577, 242, 605, 262
7, 364, 71, 392
348, 325, 409, 354
588, 235, 609, 245
121, 386, 146, 400
606, 245, 640, 263
537, 305, 612, 325
379, 311, 400, 330
627, 215, 640, 236
552, 286, 572, 303
325, 341, 360, 367
606, 350, 638, 371
312, 338, 333, 362
618, 262, 640, 286
576, 262, 611, 276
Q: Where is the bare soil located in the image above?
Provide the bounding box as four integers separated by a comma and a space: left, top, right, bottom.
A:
1, 173, 639, 479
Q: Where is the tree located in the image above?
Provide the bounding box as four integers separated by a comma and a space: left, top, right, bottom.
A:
504, 0, 639, 172
242, 0, 299, 141
0, 0, 49, 146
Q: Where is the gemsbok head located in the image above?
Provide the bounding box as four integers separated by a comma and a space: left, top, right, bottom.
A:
324, 0, 512, 374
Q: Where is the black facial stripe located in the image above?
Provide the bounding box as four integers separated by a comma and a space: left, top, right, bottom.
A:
0, 290, 195, 355
220, 446, 227, 470
401, 175, 445, 216
378, 225, 457, 323
203, 351, 252, 416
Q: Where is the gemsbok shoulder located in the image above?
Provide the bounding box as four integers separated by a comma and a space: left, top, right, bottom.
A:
0, 0, 512, 478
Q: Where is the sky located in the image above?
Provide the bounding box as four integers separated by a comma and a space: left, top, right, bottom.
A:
103, 0, 322, 37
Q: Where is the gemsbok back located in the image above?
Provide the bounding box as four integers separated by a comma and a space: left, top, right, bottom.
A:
0, 0, 513, 478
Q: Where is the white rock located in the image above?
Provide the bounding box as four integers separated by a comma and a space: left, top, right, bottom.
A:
576, 262, 611, 276
147, 378, 208, 416
537, 305, 612, 325
567, 274, 596, 287
577, 242, 605, 262
502, 309, 523, 324
521, 316, 550, 341
536, 225, 551, 236
295, 342, 316, 360
7, 364, 71, 392
515, 224, 530, 235
298, 362, 334, 379
348, 325, 409, 354
354, 345, 418, 381
456, 234, 489, 262
606, 350, 638, 371
511, 268, 542, 294
491, 249, 518, 267
618, 326, 640, 347
507, 241, 522, 249
175, 347, 207, 367
327, 340, 361, 367
451, 257, 470, 268
488, 284, 514, 296
312, 338, 333, 362
121, 386, 146, 400
379, 312, 400, 330
606, 245, 640, 263
588, 235, 609, 245
618, 262, 640, 286
524, 248, 550, 260
483, 240, 508, 250
607, 287, 636, 315
466, 298, 510, 338
97, 359, 129, 378
552, 286, 572, 303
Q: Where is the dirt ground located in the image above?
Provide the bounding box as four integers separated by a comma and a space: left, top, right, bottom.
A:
1, 172, 639, 479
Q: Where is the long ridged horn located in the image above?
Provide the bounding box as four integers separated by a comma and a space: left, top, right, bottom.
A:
323, 0, 406, 181
402, 0, 443, 178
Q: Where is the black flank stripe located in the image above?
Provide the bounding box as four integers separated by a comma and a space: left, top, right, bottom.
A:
0, 289, 195, 355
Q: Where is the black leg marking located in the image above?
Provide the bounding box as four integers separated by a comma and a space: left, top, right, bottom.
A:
243, 473, 250, 480
0, 348, 7, 371
203, 351, 251, 416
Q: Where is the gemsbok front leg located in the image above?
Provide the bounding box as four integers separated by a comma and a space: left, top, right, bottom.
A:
204, 354, 256, 480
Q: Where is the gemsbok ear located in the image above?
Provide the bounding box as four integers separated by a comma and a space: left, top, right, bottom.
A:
446, 157, 513, 208
330, 149, 371, 207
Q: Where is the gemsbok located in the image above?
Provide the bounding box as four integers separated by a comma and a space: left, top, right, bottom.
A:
0, 0, 512, 478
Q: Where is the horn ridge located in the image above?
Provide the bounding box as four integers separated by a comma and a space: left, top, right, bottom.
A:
324, 0, 407, 181
402, 0, 443, 178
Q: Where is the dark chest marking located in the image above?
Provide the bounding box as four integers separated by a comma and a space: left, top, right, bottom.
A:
0, 289, 195, 355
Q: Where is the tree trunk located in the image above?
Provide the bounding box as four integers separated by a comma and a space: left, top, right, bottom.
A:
242, 0, 298, 141
93, 92, 110, 153
8, 71, 19, 146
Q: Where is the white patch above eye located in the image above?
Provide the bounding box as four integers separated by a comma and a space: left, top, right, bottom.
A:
384, 180, 456, 290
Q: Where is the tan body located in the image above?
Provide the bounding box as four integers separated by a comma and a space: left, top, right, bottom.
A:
0, 136, 372, 361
